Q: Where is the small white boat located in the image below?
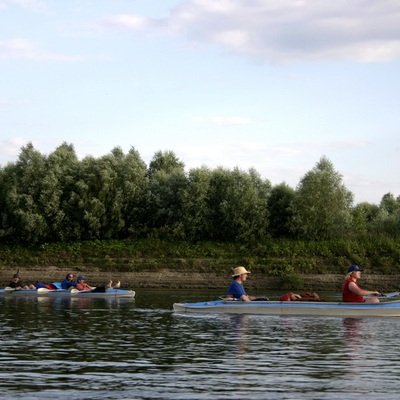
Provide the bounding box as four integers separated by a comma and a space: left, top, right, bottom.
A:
173, 298, 400, 318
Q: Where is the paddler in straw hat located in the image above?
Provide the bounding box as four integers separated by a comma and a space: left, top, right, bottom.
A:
226, 266, 257, 302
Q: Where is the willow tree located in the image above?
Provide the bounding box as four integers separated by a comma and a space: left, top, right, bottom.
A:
206, 167, 270, 242
40, 142, 80, 241
370, 193, 400, 236
147, 150, 185, 178
267, 183, 296, 238
145, 150, 188, 236
290, 156, 354, 240
182, 166, 213, 241
117, 147, 148, 236
351, 202, 380, 236
72, 147, 146, 240
0, 143, 48, 243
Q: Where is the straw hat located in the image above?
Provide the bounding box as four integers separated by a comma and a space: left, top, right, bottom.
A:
232, 266, 251, 277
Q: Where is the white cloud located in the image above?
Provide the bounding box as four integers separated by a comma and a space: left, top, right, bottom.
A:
99, 0, 400, 63
101, 14, 151, 31
0, 0, 45, 10
0, 38, 83, 61
213, 29, 249, 49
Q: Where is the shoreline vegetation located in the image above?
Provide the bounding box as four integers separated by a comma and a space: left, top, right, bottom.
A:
1, 145, 400, 294
1, 238, 400, 292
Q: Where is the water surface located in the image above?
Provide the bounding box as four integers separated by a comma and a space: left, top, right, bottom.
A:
1, 289, 400, 399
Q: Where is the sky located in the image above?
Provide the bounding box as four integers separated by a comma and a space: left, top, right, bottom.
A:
1, 0, 399, 205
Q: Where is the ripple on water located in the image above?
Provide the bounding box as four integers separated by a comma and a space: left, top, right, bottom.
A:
2, 295, 400, 399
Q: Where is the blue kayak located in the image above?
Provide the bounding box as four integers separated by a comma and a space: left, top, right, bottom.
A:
0, 287, 135, 298
173, 299, 400, 317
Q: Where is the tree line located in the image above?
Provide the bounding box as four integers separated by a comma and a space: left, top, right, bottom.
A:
0, 142, 399, 245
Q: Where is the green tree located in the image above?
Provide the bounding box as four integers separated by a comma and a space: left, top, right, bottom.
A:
148, 150, 185, 178
206, 167, 270, 242
267, 183, 296, 238
380, 193, 400, 214
40, 142, 81, 241
182, 166, 213, 241
145, 151, 188, 236
351, 202, 380, 235
74, 148, 137, 239
116, 147, 148, 236
291, 156, 354, 240
370, 193, 400, 236
0, 143, 48, 243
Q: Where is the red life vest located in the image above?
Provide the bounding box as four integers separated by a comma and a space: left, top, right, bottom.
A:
342, 278, 364, 302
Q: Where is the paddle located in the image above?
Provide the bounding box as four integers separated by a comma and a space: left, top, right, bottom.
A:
365, 292, 400, 299
70, 287, 106, 295
4, 286, 16, 293
379, 292, 400, 298
37, 288, 52, 294
219, 296, 236, 301
38, 288, 90, 295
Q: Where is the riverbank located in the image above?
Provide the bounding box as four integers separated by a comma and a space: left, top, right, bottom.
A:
1, 266, 400, 292
2, 238, 400, 292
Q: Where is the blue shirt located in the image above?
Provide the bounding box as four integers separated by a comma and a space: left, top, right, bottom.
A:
61, 279, 77, 289
227, 281, 247, 299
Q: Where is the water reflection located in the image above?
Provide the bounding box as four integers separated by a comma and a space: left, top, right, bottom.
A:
229, 314, 250, 358
343, 317, 364, 342
2, 291, 400, 399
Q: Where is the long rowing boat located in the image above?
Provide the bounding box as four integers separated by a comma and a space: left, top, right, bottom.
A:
0, 287, 135, 298
173, 298, 400, 317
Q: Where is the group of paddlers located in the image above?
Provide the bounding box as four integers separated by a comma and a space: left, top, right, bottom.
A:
7, 264, 381, 302
226, 264, 381, 303
6, 272, 121, 292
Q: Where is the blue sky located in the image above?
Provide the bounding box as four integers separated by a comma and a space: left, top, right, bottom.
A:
1, 0, 399, 205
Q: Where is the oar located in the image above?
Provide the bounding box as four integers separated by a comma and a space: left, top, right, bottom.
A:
39, 288, 83, 295
365, 292, 400, 299
380, 292, 400, 298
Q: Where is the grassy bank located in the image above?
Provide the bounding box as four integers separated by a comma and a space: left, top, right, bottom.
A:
1, 237, 399, 275
1, 238, 400, 291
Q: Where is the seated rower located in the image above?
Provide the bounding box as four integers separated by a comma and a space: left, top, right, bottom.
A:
61, 273, 78, 290
76, 275, 121, 292
8, 273, 35, 290
227, 266, 260, 302
342, 265, 380, 303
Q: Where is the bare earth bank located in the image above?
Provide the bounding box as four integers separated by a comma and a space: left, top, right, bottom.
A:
1, 266, 400, 292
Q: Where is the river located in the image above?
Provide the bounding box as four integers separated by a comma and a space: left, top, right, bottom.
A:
1, 289, 400, 399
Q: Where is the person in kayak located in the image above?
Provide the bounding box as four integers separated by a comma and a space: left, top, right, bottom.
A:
342, 264, 381, 303
8, 273, 35, 290
226, 266, 257, 301
76, 275, 120, 292
61, 273, 78, 290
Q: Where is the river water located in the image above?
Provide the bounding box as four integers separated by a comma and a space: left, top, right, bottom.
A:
1, 289, 400, 399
